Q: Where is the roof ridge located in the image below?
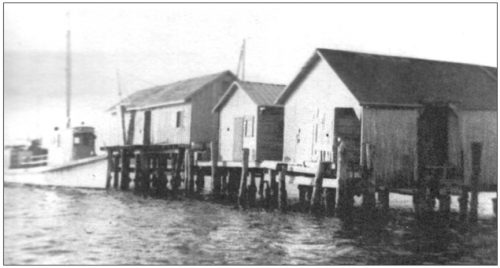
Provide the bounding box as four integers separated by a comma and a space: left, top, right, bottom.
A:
317, 48, 497, 70
239, 80, 286, 87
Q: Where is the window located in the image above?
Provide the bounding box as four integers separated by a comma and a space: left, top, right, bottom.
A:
244, 116, 254, 137
176, 111, 183, 128
74, 137, 81, 145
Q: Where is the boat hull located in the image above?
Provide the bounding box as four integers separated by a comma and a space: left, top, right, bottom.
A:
4, 155, 107, 189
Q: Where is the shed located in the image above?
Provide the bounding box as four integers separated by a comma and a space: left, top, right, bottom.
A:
108, 71, 237, 148
276, 48, 497, 189
213, 81, 286, 162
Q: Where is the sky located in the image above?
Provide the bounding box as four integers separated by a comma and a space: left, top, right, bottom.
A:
4, 3, 497, 145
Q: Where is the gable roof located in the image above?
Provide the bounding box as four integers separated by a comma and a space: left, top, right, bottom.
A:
111, 70, 236, 111
213, 80, 286, 112
276, 49, 497, 110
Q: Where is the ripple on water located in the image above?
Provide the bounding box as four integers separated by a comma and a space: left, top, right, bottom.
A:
4, 184, 497, 265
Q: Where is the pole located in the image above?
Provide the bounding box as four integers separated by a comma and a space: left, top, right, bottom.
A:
65, 12, 72, 129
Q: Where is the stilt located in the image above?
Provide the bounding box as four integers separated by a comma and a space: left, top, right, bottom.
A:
337, 140, 353, 218
379, 186, 390, 212
298, 185, 307, 212
195, 167, 205, 195
134, 152, 142, 193
270, 170, 279, 209
438, 168, 451, 217
113, 153, 120, 189
248, 171, 257, 208
325, 188, 337, 216
238, 148, 249, 209
105, 149, 113, 189
120, 149, 130, 190
258, 171, 265, 206
172, 149, 184, 198
278, 164, 288, 212
184, 149, 193, 196
310, 162, 329, 214
210, 142, 220, 198
305, 186, 313, 207
141, 152, 150, 196
157, 153, 168, 197
221, 169, 229, 199
361, 143, 376, 210
469, 142, 482, 223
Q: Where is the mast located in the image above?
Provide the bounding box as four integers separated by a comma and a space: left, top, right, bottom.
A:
65, 12, 72, 129
116, 69, 127, 144
236, 39, 246, 81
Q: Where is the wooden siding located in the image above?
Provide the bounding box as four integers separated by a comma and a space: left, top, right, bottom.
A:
149, 103, 192, 145
461, 111, 497, 188
132, 111, 145, 145
256, 106, 284, 161
218, 85, 258, 161
361, 108, 419, 187
283, 59, 360, 164
190, 73, 235, 145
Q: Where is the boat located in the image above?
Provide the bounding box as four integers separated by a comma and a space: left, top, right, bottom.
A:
4, 14, 107, 189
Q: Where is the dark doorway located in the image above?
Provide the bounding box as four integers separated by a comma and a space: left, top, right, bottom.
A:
417, 106, 449, 169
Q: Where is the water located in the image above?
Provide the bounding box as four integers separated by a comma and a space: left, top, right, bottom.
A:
4, 183, 497, 265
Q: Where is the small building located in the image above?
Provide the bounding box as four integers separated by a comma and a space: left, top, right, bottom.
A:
108, 71, 237, 148
213, 81, 286, 162
276, 48, 497, 189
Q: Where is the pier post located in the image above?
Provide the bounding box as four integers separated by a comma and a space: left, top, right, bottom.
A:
141, 152, 150, 196
258, 171, 265, 207
337, 140, 353, 218
134, 152, 142, 193
438, 168, 451, 217
172, 149, 185, 198
248, 171, 257, 208
379, 186, 390, 212
105, 149, 113, 189
310, 162, 329, 214
238, 148, 249, 209
278, 164, 288, 212
298, 185, 307, 212
470, 142, 482, 223
184, 149, 192, 196
195, 167, 205, 195
228, 168, 241, 203
270, 170, 279, 209
210, 142, 220, 198
221, 169, 229, 200
113, 153, 120, 189
325, 188, 337, 216
120, 149, 130, 190
361, 143, 376, 210
157, 153, 167, 197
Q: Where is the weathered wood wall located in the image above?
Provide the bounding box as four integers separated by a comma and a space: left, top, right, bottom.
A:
461, 110, 497, 188
218, 85, 257, 161
283, 59, 360, 164
361, 107, 419, 187
256, 106, 284, 161
150, 103, 192, 145
191, 73, 235, 145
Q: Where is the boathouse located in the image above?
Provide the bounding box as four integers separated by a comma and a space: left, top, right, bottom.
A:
108, 71, 237, 148
212, 81, 286, 162
276, 48, 497, 189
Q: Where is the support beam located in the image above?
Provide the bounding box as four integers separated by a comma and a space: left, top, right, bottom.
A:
469, 142, 482, 223
210, 142, 220, 198
361, 143, 376, 210
310, 162, 329, 214
278, 164, 288, 212
248, 171, 257, 208
105, 149, 113, 189
120, 149, 130, 190
238, 148, 250, 209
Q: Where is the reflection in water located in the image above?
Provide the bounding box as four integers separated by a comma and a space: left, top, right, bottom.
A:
4, 184, 497, 265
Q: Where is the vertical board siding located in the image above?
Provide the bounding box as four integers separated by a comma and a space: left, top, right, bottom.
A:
256, 106, 284, 161
150, 104, 191, 145
362, 108, 418, 187
191, 74, 235, 145
218, 86, 258, 161
461, 111, 497, 188
132, 111, 145, 145
283, 59, 360, 164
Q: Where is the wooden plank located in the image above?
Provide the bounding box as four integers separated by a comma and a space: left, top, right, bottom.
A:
238, 148, 249, 209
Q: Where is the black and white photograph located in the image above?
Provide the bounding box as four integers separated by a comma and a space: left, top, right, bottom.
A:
3, 2, 498, 265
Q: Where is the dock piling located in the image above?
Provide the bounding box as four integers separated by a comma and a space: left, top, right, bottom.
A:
310, 161, 329, 214
105, 149, 113, 189
238, 148, 250, 209
469, 142, 482, 223
248, 171, 257, 208
278, 164, 288, 212
361, 143, 376, 210
210, 142, 220, 198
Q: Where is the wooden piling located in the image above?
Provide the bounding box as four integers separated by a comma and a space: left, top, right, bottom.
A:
325, 188, 337, 216
105, 149, 113, 189
269, 170, 279, 209
258, 171, 265, 206
210, 142, 220, 198
141, 152, 150, 196
113, 153, 120, 189
278, 164, 288, 212
172, 149, 185, 197
120, 149, 130, 190
238, 148, 249, 209
195, 167, 205, 195
134, 152, 142, 193
362, 143, 376, 210
184, 149, 193, 196
221, 170, 229, 199
157, 153, 168, 197
438, 168, 451, 217
298, 185, 307, 212
470, 142, 482, 223
248, 171, 257, 208
337, 140, 353, 217
310, 162, 329, 214
458, 150, 468, 221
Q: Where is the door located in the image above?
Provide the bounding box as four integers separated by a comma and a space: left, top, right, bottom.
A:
233, 117, 244, 161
